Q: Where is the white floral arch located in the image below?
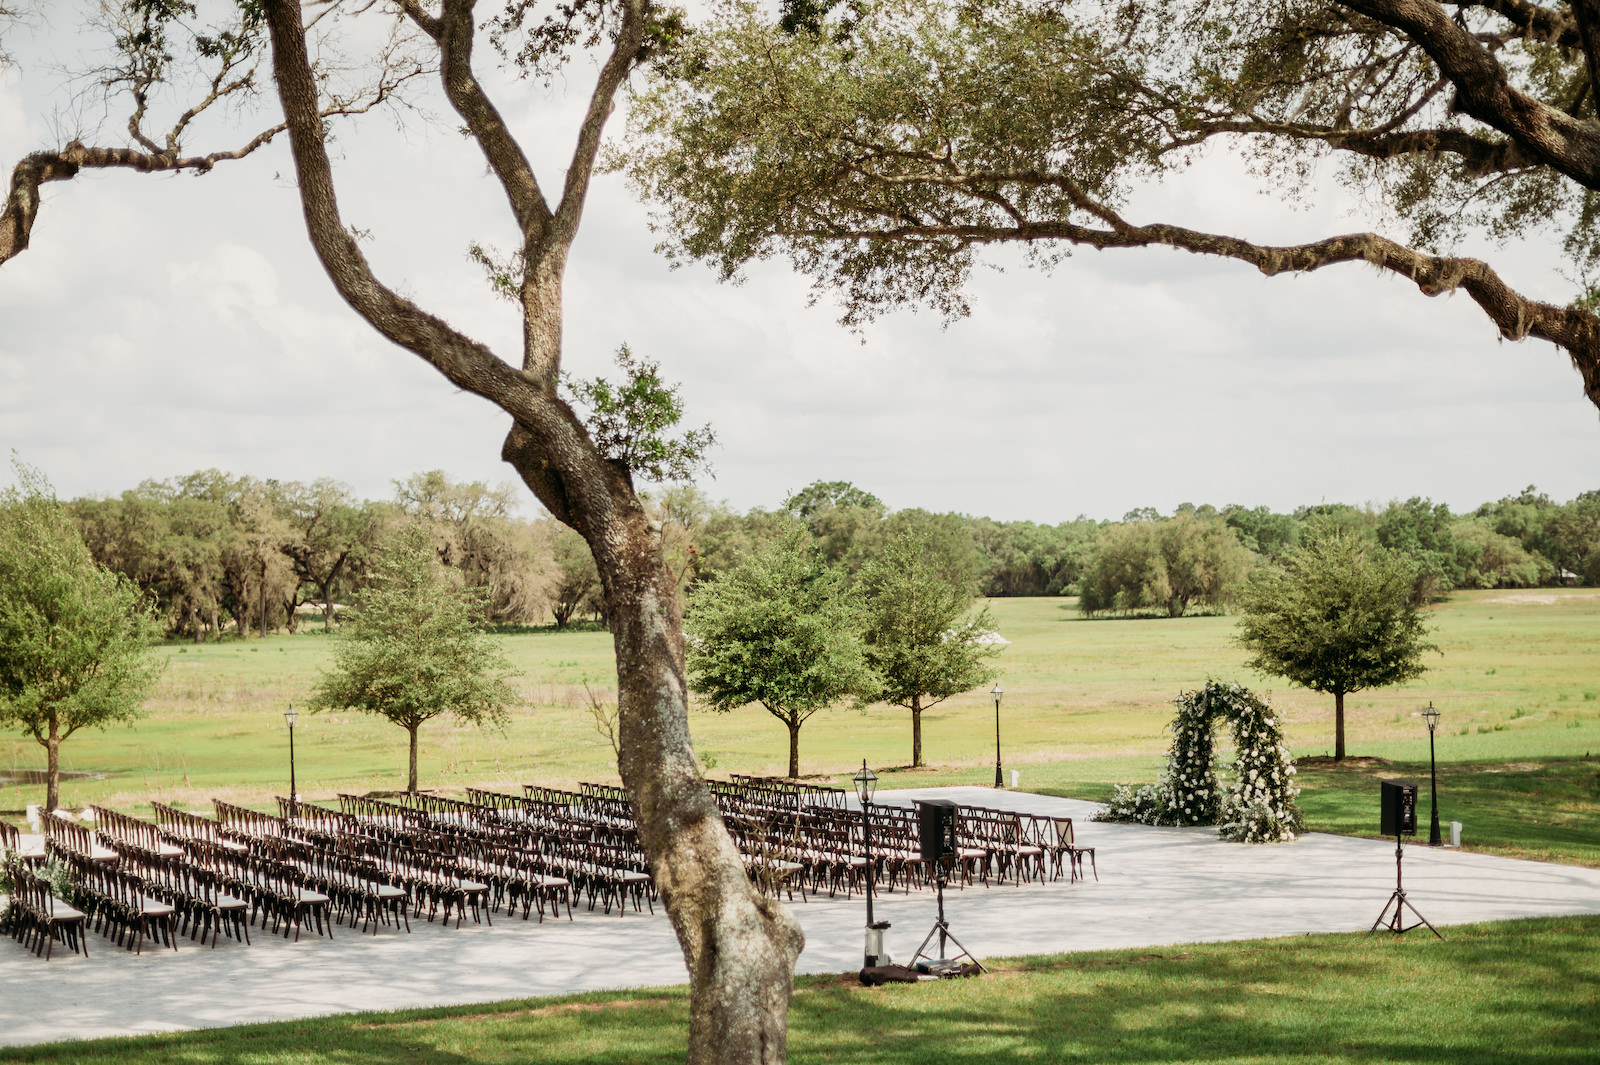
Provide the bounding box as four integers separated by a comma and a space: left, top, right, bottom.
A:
1096, 680, 1304, 843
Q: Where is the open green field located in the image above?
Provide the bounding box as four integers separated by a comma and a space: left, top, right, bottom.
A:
4, 589, 1598, 863
5, 915, 1596, 1065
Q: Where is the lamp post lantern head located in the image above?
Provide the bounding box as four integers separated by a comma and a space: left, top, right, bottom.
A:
284, 704, 298, 729
853, 760, 878, 806
1422, 703, 1439, 733
991, 683, 1003, 706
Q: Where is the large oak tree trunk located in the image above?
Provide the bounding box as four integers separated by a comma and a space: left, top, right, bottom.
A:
43, 727, 61, 812
1334, 690, 1347, 761
258, 560, 269, 638
912, 698, 924, 768
786, 719, 802, 780
570, 498, 804, 1064
407, 723, 420, 793
259, 2, 805, 1058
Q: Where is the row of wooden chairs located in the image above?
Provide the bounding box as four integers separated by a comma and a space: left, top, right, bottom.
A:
3, 857, 88, 959
48, 844, 178, 955
106, 837, 252, 947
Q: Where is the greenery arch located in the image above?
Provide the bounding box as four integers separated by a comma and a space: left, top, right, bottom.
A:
1097, 680, 1305, 843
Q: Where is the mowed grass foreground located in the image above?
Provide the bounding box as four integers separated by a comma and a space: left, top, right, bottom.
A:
4, 916, 1595, 1065
3, 590, 1598, 864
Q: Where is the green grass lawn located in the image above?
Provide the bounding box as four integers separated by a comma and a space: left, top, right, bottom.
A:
4, 590, 1598, 866
5, 915, 1595, 1065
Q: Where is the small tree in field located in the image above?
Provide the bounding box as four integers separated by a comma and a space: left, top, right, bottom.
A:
0, 462, 164, 812
310, 524, 519, 792
1235, 522, 1435, 760
687, 526, 874, 778
860, 531, 999, 768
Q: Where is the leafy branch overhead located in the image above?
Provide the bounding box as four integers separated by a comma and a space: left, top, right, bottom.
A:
622, 0, 1600, 409
563, 345, 717, 484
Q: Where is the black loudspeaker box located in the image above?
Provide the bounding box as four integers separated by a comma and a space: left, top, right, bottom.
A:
1380, 779, 1418, 837
917, 799, 959, 865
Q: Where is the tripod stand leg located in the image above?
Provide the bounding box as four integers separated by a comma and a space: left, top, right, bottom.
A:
1369, 891, 1401, 935
1398, 896, 1444, 940
935, 925, 990, 973
910, 922, 943, 964
1369, 889, 1408, 927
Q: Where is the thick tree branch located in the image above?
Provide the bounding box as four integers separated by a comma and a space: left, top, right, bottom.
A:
553, 0, 647, 247
1453, 0, 1580, 45
261, 0, 565, 436
1341, 0, 1600, 184
1569, 0, 1600, 110
0, 137, 288, 267
0, 66, 418, 271
796, 211, 1600, 410
1175, 116, 1535, 175
415, 0, 554, 238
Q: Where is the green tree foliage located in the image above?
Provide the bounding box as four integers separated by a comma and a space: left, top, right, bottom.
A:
564, 344, 717, 484
549, 528, 603, 630
782, 479, 886, 565
277, 479, 381, 633
1449, 519, 1545, 589
858, 531, 1000, 767
1080, 511, 1252, 617
686, 526, 874, 777
394, 470, 556, 623
0, 461, 164, 811
1223, 506, 1300, 561
622, 0, 1600, 410
1375, 497, 1473, 603
783, 480, 884, 517
692, 506, 802, 583
308, 523, 518, 792
1546, 491, 1600, 581
969, 517, 1100, 596
854, 508, 983, 591
1235, 521, 1436, 760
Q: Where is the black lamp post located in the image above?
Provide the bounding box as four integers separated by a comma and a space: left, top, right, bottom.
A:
991, 683, 1004, 787
1423, 702, 1441, 846
853, 760, 888, 967
284, 704, 299, 803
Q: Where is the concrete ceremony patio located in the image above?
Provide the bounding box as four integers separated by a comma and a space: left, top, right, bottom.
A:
5, 786, 1598, 1047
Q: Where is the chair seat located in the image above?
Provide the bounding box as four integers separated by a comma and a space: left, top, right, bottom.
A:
46, 900, 86, 921
294, 889, 330, 905
135, 896, 176, 917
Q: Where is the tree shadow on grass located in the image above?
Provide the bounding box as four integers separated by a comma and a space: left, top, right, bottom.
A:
788, 917, 1600, 1065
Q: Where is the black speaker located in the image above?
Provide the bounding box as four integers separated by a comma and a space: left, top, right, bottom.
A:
1380, 779, 1418, 837
917, 799, 958, 865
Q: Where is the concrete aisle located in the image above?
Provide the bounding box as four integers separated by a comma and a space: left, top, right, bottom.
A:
3, 786, 1597, 1046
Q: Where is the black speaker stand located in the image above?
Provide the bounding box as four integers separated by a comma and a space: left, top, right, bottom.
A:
910, 872, 988, 973
1369, 835, 1442, 939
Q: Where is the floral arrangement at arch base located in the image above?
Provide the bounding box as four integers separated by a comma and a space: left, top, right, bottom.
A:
1095, 680, 1304, 843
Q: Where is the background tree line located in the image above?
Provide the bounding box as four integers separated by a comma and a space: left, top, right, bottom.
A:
676, 482, 1600, 616
62, 470, 586, 640
57, 473, 1599, 639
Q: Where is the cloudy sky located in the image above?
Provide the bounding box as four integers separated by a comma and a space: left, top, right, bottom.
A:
1, 5, 1596, 523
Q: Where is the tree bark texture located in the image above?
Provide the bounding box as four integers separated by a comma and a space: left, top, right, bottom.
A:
261, 3, 804, 1061
43, 728, 60, 813
259, 561, 270, 638
787, 718, 802, 780
1335, 690, 1347, 761
408, 722, 420, 793
912, 698, 924, 768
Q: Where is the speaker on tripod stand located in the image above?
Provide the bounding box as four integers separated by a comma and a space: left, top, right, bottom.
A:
1370, 779, 1442, 939
909, 799, 988, 975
